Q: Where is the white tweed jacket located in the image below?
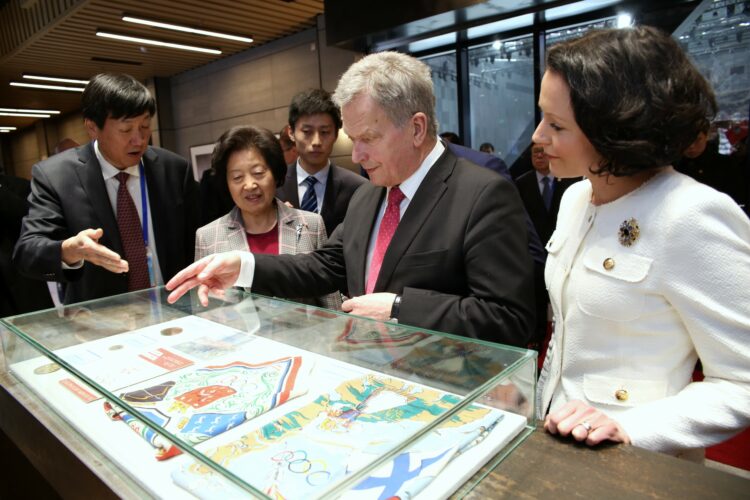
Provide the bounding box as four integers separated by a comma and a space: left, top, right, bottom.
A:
195, 201, 341, 310
538, 167, 750, 456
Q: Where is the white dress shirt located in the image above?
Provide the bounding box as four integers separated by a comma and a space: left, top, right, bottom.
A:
296, 161, 330, 213
93, 140, 163, 285
236, 140, 446, 288
536, 171, 554, 195
363, 140, 445, 280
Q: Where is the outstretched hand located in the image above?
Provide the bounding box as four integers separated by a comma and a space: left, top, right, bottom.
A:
61, 228, 128, 273
544, 400, 631, 446
166, 252, 242, 306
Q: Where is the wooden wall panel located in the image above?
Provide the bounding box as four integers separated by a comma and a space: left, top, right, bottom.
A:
10, 129, 41, 179
55, 112, 88, 148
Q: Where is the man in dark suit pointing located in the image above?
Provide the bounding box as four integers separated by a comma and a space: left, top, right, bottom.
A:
14, 73, 198, 304
167, 52, 533, 346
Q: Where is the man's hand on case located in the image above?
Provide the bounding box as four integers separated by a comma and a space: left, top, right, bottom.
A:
342, 293, 397, 321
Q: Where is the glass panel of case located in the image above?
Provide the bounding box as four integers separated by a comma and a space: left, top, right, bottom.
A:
1, 287, 536, 499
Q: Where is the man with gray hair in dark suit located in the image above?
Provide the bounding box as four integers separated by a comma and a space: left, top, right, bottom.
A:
167, 52, 534, 347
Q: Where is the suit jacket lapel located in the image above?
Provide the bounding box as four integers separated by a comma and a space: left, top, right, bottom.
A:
142, 148, 171, 276
75, 143, 122, 253
276, 201, 299, 254
224, 207, 250, 251
321, 164, 337, 231
374, 151, 452, 292
282, 164, 301, 207
347, 184, 386, 296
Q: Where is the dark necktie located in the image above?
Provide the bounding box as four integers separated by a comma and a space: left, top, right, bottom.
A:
541, 176, 553, 211
300, 176, 318, 213
115, 172, 150, 291
366, 187, 406, 294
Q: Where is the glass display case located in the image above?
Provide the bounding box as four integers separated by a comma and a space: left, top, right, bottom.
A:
0, 288, 536, 499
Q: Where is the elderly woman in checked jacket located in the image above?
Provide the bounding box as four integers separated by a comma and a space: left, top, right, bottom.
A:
195, 125, 341, 310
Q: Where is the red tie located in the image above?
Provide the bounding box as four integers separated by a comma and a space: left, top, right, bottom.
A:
115, 172, 150, 291
366, 186, 406, 294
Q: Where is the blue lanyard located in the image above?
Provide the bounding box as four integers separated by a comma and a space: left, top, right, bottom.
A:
139, 160, 149, 246
138, 161, 157, 287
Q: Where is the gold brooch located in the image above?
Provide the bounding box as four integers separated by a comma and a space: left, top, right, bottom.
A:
618, 218, 640, 247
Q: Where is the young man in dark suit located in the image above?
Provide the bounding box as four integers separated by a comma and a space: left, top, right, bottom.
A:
167, 52, 534, 347
14, 73, 198, 304
515, 142, 577, 345
515, 143, 577, 246
276, 88, 366, 236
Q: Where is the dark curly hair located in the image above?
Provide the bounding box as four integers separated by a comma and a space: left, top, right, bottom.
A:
546, 26, 717, 177
211, 126, 287, 197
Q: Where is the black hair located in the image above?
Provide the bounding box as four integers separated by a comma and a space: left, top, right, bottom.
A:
439, 131, 463, 146
81, 73, 156, 128
211, 126, 287, 195
288, 88, 342, 131
278, 125, 295, 150
546, 26, 716, 177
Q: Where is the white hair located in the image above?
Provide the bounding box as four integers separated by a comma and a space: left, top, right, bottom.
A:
333, 51, 438, 137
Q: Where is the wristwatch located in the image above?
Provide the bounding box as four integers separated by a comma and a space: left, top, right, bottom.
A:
390, 294, 402, 321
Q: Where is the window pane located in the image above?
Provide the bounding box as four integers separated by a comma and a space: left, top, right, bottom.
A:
421, 51, 459, 138
545, 17, 618, 47
468, 35, 534, 166
674, 0, 749, 155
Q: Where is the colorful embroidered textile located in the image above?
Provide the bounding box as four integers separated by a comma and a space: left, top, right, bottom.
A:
172, 374, 503, 499
104, 356, 307, 459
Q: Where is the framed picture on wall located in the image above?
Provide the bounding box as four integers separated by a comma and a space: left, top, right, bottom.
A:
189, 143, 216, 182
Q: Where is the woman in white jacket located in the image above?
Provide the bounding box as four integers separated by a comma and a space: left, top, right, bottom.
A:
533, 26, 750, 458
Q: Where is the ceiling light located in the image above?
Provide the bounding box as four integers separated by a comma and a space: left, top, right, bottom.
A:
617, 13, 633, 28
1, 130, 10, 133
96, 31, 221, 54
122, 15, 253, 43
10, 82, 85, 92
0, 126, 17, 130
0, 112, 52, 117
23, 74, 90, 85
0, 107, 60, 114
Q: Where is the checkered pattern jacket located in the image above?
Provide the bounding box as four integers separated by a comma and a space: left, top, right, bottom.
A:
195, 201, 341, 310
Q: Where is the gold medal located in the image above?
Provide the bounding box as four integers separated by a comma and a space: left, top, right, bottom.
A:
34, 362, 61, 375
161, 326, 184, 336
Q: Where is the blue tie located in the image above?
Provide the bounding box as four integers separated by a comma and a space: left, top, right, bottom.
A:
300, 176, 318, 213
541, 176, 553, 211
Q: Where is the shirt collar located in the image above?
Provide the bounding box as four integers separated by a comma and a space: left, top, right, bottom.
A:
296, 161, 331, 185
95, 140, 141, 180
535, 170, 552, 184
395, 139, 445, 201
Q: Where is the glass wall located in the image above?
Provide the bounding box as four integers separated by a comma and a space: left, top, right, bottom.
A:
674, 0, 749, 156
421, 51, 459, 138
468, 35, 534, 166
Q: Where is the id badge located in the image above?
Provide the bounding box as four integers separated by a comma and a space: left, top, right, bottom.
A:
145, 247, 156, 287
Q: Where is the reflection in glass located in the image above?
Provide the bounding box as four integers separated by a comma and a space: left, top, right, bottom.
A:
674, 0, 749, 154
469, 35, 534, 167
421, 51, 459, 137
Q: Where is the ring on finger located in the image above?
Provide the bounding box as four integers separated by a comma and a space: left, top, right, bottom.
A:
577, 420, 592, 432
